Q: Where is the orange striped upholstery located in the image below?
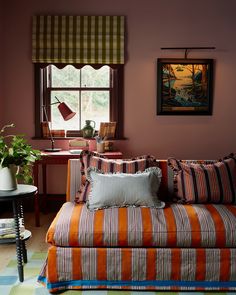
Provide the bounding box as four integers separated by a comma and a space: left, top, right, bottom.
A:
39, 158, 236, 292
66, 159, 81, 202
39, 246, 236, 292
46, 202, 236, 248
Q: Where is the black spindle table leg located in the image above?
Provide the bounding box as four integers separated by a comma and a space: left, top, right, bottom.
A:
19, 203, 28, 263
22, 242, 27, 263
12, 200, 24, 282
0, 185, 37, 283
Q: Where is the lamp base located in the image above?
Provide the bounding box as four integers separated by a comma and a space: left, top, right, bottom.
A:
44, 148, 62, 152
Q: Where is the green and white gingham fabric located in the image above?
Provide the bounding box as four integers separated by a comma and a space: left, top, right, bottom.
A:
32, 15, 125, 64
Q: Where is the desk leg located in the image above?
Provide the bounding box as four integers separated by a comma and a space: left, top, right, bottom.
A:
33, 163, 40, 227
12, 200, 24, 282
42, 163, 47, 213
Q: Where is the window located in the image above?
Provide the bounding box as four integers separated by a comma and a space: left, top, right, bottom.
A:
35, 64, 124, 138
33, 16, 125, 139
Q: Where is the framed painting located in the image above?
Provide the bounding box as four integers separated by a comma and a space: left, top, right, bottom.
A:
157, 58, 213, 115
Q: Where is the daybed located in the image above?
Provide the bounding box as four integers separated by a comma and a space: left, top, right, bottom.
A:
38, 153, 236, 292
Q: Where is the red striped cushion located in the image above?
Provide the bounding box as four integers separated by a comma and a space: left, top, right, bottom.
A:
77, 153, 158, 203
80, 151, 107, 185
81, 151, 157, 174
168, 155, 236, 204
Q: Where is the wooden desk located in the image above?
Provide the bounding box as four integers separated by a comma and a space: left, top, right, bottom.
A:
33, 150, 123, 226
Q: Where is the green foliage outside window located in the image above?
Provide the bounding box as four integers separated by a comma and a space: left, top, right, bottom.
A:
49, 65, 110, 130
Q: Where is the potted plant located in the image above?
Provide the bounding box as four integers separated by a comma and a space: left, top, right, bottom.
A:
0, 123, 41, 190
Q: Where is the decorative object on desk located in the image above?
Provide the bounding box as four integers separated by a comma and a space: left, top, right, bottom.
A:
42, 96, 76, 152
66, 130, 83, 137
96, 142, 105, 153
82, 120, 96, 138
41, 122, 65, 138
0, 124, 41, 190
95, 136, 105, 153
68, 138, 88, 150
99, 122, 116, 139
104, 140, 114, 151
69, 149, 83, 155
51, 129, 65, 137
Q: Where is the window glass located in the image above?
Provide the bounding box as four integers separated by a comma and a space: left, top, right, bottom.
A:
81, 91, 110, 129
81, 66, 110, 87
49, 66, 110, 131
51, 65, 81, 87
50, 91, 79, 130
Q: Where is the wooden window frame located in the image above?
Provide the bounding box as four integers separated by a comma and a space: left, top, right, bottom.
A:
34, 64, 124, 139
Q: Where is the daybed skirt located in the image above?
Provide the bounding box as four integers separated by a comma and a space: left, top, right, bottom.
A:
38, 246, 236, 292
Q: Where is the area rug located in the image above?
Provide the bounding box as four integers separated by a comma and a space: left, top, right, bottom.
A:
0, 251, 235, 295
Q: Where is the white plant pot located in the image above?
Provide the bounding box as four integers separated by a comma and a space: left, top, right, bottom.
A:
0, 165, 17, 191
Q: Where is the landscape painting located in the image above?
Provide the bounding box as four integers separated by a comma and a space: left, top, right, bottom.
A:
157, 58, 213, 115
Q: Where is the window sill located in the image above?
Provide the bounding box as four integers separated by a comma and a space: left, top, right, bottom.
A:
32, 136, 79, 140
32, 136, 127, 141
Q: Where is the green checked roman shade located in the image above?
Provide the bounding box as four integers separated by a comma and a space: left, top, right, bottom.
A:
32, 15, 125, 64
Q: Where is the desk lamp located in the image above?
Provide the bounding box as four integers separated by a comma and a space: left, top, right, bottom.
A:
43, 96, 76, 152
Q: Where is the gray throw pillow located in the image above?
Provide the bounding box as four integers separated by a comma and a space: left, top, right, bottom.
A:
86, 167, 165, 210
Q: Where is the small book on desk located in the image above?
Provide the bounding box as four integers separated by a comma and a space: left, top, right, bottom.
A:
69, 149, 83, 154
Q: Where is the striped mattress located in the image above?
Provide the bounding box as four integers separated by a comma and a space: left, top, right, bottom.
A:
38, 246, 236, 292
47, 202, 236, 248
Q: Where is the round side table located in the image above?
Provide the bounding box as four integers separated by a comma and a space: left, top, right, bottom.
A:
0, 184, 37, 282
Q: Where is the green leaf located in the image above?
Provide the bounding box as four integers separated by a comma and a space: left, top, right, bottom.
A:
0, 123, 41, 183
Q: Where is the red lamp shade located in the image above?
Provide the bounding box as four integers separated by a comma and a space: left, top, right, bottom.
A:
58, 102, 76, 121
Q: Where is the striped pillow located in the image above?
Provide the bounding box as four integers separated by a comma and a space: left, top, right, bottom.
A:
81, 151, 157, 173
77, 153, 158, 203
80, 151, 107, 185
168, 155, 236, 204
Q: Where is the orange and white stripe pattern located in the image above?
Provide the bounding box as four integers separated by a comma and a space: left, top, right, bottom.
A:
38, 157, 236, 292
46, 202, 236, 248
39, 246, 236, 292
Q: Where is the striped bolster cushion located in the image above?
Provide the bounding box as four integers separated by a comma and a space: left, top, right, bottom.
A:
77, 154, 158, 203
168, 155, 236, 204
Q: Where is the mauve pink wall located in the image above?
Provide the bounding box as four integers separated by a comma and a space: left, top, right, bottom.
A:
1, 0, 236, 193
0, 0, 3, 126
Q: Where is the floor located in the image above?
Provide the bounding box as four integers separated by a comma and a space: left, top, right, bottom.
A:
0, 211, 55, 272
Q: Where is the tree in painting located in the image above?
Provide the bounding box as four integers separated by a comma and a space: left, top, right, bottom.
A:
162, 63, 209, 108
